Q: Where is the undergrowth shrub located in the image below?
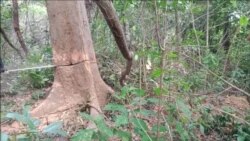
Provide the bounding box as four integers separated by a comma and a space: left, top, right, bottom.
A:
18, 46, 53, 89
1, 106, 67, 141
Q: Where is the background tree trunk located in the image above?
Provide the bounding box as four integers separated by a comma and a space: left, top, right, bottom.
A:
12, 0, 28, 56
0, 27, 23, 59
31, 0, 113, 121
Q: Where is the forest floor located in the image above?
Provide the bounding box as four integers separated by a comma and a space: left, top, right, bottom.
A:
1, 70, 250, 140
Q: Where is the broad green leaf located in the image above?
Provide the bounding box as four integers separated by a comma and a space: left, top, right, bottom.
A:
132, 88, 145, 97
176, 122, 190, 141
16, 134, 30, 141
133, 127, 151, 141
239, 16, 249, 27
80, 113, 94, 122
146, 98, 159, 104
141, 135, 153, 141
71, 129, 94, 141
176, 99, 192, 120
168, 51, 178, 60
152, 125, 167, 133
104, 103, 127, 113
94, 116, 113, 137
131, 97, 147, 106
120, 86, 131, 99
151, 68, 163, 79
135, 109, 156, 117
199, 124, 205, 135
6, 107, 39, 132
132, 118, 148, 130
1, 132, 9, 141
153, 87, 165, 95
115, 115, 128, 127
159, 0, 167, 9
237, 135, 245, 141
114, 130, 131, 141
230, 0, 237, 7
6, 112, 26, 123
42, 121, 67, 136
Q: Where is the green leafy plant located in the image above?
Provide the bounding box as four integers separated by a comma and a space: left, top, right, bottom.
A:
31, 90, 46, 100
18, 47, 53, 89
5, 106, 67, 140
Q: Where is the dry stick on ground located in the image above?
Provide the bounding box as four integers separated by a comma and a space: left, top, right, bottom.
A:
12, 0, 28, 56
175, 8, 180, 50
161, 112, 173, 141
182, 52, 250, 97
139, 1, 148, 91
205, 105, 250, 126
0, 27, 23, 59
153, 0, 165, 140
94, 0, 132, 86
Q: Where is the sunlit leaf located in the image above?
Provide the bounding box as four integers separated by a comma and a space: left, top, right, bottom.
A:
42, 121, 67, 136
239, 16, 249, 27
134, 54, 139, 61
168, 51, 178, 60
151, 68, 163, 79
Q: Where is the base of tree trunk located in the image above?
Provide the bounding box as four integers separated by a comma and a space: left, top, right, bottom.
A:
31, 62, 114, 129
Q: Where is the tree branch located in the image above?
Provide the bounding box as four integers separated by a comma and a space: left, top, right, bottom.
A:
12, 0, 28, 56
0, 27, 23, 59
93, 0, 132, 86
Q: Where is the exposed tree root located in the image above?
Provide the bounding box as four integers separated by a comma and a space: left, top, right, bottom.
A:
30, 62, 113, 130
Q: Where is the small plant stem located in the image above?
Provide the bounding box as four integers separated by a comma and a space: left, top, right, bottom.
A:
206, 105, 250, 126
161, 112, 173, 141
153, 0, 165, 140
191, 9, 201, 63
182, 53, 250, 97
156, 49, 165, 140
205, 0, 210, 90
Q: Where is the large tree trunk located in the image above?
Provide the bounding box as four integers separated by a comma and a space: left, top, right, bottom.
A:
31, 0, 113, 123
12, 0, 28, 56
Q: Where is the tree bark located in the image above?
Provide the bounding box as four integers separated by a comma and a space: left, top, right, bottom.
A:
221, 15, 231, 54
12, 0, 28, 56
31, 0, 113, 122
0, 27, 23, 59
94, 0, 132, 86
85, 0, 96, 23
221, 15, 231, 72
